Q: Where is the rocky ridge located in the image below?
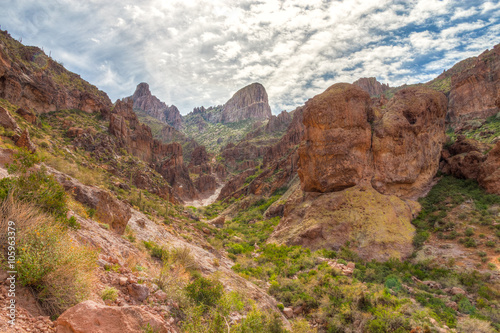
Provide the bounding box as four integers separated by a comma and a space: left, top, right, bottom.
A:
130, 82, 182, 129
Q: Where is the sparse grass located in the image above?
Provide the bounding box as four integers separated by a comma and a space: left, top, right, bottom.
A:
101, 287, 118, 302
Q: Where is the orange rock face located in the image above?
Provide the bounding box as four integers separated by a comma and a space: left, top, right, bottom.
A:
56, 300, 172, 333
298, 83, 448, 199
447, 45, 500, 122
371, 87, 448, 198
478, 141, 500, 194
298, 83, 373, 192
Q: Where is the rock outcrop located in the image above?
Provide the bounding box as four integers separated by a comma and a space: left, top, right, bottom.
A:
0, 30, 112, 115
271, 83, 448, 261
56, 301, 172, 333
15, 129, 36, 153
48, 167, 131, 234
299, 84, 447, 199
221, 83, 272, 123
130, 82, 182, 129
0, 105, 20, 133
269, 184, 419, 261
265, 110, 292, 133
298, 83, 373, 193
353, 77, 390, 97
371, 87, 448, 198
447, 44, 500, 122
478, 141, 500, 194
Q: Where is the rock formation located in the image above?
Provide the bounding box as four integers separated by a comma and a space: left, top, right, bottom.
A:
109, 99, 197, 201
221, 83, 272, 123
478, 141, 500, 194
353, 77, 390, 97
0, 30, 112, 114
447, 44, 500, 122
49, 167, 131, 234
298, 84, 373, 193
130, 82, 182, 129
265, 110, 292, 133
371, 87, 448, 198
270, 83, 449, 260
269, 185, 419, 261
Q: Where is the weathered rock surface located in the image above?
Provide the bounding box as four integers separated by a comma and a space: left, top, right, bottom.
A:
265, 110, 292, 133
371, 87, 448, 198
55, 301, 171, 333
48, 167, 131, 234
195, 174, 218, 194
221, 83, 272, 123
16, 107, 36, 124
0, 106, 20, 133
130, 82, 182, 129
15, 128, 36, 153
478, 141, 500, 194
189, 145, 209, 167
298, 83, 373, 192
0, 30, 112, 115
353, 77, 390, 97
269, 184, 418, 261
447, 44, 500, 122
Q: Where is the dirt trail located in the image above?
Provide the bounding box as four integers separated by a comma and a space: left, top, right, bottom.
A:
184, 182, 224, 208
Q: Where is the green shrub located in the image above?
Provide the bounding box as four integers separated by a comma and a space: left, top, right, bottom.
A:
185, 277, 224, 309
101, 287, 118, 302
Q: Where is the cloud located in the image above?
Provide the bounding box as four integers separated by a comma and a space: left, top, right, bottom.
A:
0, 0, 499, 114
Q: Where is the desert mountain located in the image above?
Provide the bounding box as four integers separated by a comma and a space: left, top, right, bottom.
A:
0, 28, 500, 333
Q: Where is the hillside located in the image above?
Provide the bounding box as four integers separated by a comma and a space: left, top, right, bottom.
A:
0, 29, 499, 333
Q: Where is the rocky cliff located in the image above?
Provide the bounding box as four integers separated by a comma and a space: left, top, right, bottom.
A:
270, 83, 447, 260
0, 30, 112, 115
444, 44, 500, 123
109, 99, 197, 201
353, 77, 390, 97
221, 83, 272, 123
130, 82, 182, 129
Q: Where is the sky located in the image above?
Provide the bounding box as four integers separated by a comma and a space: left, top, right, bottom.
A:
0, 0, 499, 115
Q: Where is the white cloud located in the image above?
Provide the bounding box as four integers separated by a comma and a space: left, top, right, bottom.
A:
0, 0, 499, 114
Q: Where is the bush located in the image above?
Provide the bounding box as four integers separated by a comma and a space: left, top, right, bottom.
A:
0, 199, 97, 316
185, 277, 224, 309
101, 287, 118, 302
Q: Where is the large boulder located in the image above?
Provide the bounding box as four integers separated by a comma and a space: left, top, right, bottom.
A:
15, 129, 36, 153
55, 300, 171, 333
371, 87, 448, 198
298, 83, 373, 192
0, 106, 20, 133
48, 167, 131, 234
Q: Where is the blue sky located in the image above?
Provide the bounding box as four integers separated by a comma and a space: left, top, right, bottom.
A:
1, 0, 499, 114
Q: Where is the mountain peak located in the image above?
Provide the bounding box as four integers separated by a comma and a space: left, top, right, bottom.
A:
221, 82, 272, 123
129, 82, 182, 129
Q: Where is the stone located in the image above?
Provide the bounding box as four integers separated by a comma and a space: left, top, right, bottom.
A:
119, 277, 128, 286
66, 127, 84, 138
478, 141, 500, 194
127, 283, 150, 302
371, 87, 448, 198
0, 106, 20, 133
16, 107, 37, 124
15, 129, 36, 153
210, 216, 225, 228
282, 307, 294, 319
449, 287, 467, 296
55, 300, 170, 333
154, 290, 168, 301
269, 185, 418, 261
447, 44, 500, 123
